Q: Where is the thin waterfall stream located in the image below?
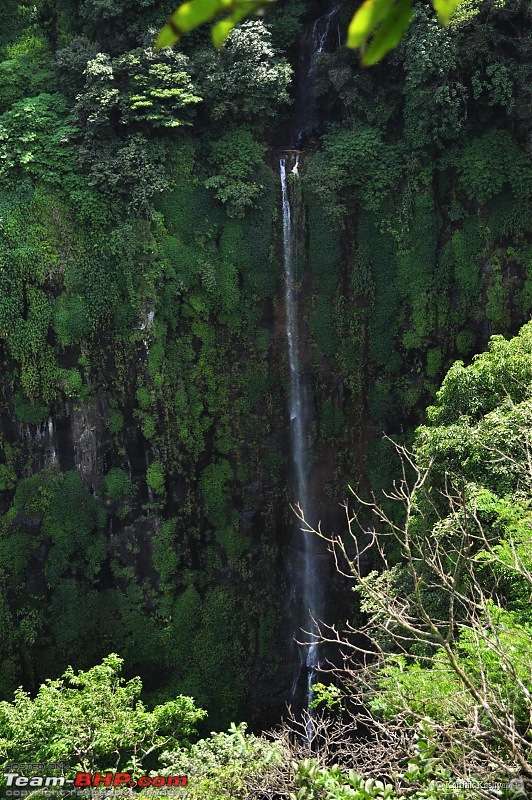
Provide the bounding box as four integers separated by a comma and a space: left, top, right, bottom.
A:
280, 5, 339, 717
280, 156, 320, 712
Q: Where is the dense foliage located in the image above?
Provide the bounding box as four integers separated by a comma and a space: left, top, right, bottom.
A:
0, 0, 530, 768
336, 322, 532, 795
0, 655, 205, 773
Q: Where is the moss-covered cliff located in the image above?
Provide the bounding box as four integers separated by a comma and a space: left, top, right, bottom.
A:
0, 0, 530, 728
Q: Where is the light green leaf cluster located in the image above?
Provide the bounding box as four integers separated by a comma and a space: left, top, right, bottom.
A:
155, 722, 282, 799
0, 655, 206, 773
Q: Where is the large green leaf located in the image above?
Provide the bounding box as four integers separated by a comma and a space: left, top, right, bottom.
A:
156, 0, 273, 49
157, 0, 222, 48
347, 0, 395, 49
361, 0, 413, 66
211, 5, 250, 48
433, 0, 462, 25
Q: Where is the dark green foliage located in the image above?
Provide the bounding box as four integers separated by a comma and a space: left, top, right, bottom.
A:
426, 347, 443, 378
80, 0, 172, 53
309, 296, 338, 357
54, 36, 100, 99
455, 329, 476, 355
320, 399, 344, 441
205, 129, 266, 216
397, 191, 440, 344
152, 518, 182, 594
42, 471, 106, 585
360, 212, 399, 374
200, 460, 233, 530
0, 52, 55, 113
53, 295, 90, 346
100, 468, 136, 500
13, 395, 49, 424
0, 467, 108, 685
306, 186, 340, 299
189, 21, 291, 130
368, 377, 396, 430
458, 129, 531, 206
266, 0, 307, 49
183, 586, 247, 728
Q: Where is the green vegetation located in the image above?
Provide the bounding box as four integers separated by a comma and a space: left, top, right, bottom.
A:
271, 323, 532, 798
0, 1, 530, 792
0, 655, 205, 773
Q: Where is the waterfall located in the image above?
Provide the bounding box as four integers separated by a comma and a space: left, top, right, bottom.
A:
294, 5, 339, 146
280, 156, 321, 714
22, 416, 59, 471
281, 4, 339, 719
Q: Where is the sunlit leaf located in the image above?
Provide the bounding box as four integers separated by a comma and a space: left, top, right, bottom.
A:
347, 0, 395, 49
211, 5, 250, 48
433, 0, 462, 25
211, 18, 235, 47
361, 0, 413, 66
156, 0, 223, 49
157, 0, 274, 50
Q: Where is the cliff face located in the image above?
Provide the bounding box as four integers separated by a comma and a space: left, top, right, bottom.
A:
0, 0, 530, 729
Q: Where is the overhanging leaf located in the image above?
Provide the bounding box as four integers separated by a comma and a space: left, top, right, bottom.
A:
211, 18, 235, 47
433, 0, 462, 25
156, 0, 274, 49
361, 0, 413, 66
156, 0, 224, 49
347, 0, 395, 49
211, 5, 250, 48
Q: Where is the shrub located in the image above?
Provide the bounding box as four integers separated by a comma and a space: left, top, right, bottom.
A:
100, 468, 135, 500
146, 461, 165, 494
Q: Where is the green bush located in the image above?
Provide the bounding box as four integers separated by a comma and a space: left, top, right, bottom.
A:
53, 295, 91, 346
106, 409, 125, 435
426, 348, 443, 378
205, 129, 265, 216
100, 468, 135, 500
57, 368, 83, 398
0, 53, 55, 113
13, 394, 49, 424
200, 460, 233, 531
146, 461, 165, 494
455, 329, 476, 356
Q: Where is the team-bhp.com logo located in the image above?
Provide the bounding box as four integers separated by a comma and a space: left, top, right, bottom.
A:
3, 770, 187, 792
75, 774, 187, 789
